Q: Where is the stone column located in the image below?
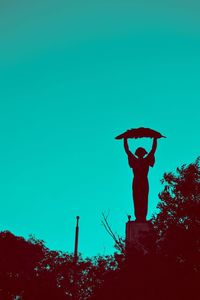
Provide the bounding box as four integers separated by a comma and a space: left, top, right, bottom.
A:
125, 219, 152, 256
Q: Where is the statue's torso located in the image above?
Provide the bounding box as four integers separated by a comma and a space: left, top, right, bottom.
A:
131, 158, 150, 180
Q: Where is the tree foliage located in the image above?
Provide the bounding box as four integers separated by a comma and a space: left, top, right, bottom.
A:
153, 157, 200, 273
0, 231, 121, 300
0, 158, 199, 300
92, 157, 200, 300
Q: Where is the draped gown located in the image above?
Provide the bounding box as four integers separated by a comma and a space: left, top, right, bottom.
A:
128, 152, 155, 222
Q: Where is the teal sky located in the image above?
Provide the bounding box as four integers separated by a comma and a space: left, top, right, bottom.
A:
0, 0, 199, 256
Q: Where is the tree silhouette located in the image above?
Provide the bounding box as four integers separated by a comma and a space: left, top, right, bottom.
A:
0, 158, 199, 300
153, 157, 200, 273
91, 157, 200, 300
0, 231, 73, 299
0, 231, 122, 300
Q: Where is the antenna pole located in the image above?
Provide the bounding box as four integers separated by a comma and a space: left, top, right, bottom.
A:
74, 216, 80, 263
73, 216, 80, 300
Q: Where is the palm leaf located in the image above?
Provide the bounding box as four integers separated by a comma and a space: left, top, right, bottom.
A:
115, 127, 166, 140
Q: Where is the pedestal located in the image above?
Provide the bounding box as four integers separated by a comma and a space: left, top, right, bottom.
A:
125, 221, 151, 255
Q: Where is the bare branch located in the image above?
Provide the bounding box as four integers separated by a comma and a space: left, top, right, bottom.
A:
101, 213, 125, 254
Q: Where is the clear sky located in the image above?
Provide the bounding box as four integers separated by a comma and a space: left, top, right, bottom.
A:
0, 0, 199, 256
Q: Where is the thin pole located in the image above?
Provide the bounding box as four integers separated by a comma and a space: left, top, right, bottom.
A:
73, 216, 80, 300
74, 216, 80, 263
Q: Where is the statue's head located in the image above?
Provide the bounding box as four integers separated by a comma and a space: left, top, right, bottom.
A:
135, 147, 147, 158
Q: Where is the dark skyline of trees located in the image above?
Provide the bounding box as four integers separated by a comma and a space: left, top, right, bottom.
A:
0, 157, 199, 299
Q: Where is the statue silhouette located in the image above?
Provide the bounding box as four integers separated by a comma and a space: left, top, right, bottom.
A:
124, 138, 157, 222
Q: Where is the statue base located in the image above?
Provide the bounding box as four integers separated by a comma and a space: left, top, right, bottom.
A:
125, 220, 152, 255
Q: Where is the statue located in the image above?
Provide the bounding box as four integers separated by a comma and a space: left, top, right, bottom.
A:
116, 127, 165, 222
124, 137, 157, 222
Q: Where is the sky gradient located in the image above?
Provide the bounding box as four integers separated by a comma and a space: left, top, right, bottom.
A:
0, 0, 199, 256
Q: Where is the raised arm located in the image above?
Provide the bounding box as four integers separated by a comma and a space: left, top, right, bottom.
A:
124, 138, 137, 167
124, 138, 132, 156
149, 138, 157, 156
124, 138, 137, 159
145, 138, 157, 167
